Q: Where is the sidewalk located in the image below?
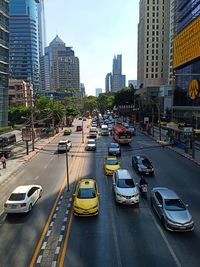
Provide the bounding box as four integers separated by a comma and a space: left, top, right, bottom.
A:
0, 131, 63, 185
139, 129, 200, 167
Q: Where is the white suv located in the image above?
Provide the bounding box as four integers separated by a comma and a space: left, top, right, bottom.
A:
113, 169, 139, 205
58, 140, 72, 153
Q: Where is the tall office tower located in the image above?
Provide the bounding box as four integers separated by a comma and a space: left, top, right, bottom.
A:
168, 0, 176, 85
173, 0, 200, 123
137, 0, 170, 89
40, 46, 50, 91
105, 72, 112, 92
80, 83, 86, 97
37, 0, 46, 57
96, 88, 102, 97
0, 0, 9, 126
45, 35, 80, 91
112, 54, 126, 92
9, 0, 40, 91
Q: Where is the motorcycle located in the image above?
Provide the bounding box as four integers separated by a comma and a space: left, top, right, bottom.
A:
139, 183, 148, 198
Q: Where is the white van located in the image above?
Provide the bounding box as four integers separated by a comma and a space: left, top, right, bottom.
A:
101, 125, 109, 136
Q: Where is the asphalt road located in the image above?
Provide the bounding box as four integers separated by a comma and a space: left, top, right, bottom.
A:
0, 122, 85, 267
63, 131, 200, 267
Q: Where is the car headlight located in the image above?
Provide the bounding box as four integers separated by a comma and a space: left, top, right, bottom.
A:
90, 205, 98, 209
116, 193, 124, 197
134, 193, 139, 197
138, 167, 142, 171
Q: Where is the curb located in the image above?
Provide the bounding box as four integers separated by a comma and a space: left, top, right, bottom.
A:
139, 130, 200, 167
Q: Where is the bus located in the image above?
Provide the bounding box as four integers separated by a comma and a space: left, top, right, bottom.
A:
112, 124, 132, 145
0, 133, 16, 147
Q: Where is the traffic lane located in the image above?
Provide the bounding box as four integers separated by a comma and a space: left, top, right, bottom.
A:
0, 133, 83, 267
64, 138, 121, 267
64, 136, 178, 267
124, 133, 200, 267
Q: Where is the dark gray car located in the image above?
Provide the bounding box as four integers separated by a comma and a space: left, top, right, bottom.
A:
108, 143, 121, 157
151, 187, 194, 232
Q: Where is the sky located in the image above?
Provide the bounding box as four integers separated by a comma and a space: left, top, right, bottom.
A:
44, 0, 139, 96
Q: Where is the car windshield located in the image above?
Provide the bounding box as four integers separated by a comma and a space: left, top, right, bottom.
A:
106, 159, 118, 165
9, 193, 26, 201
129, 128, 135, 131
88, 140, 95, 144
77, 188, 96, 199
165, 199, 186, 211
117, 179, 135, 188
137, 158, 150, 165
110, 143, 119, 148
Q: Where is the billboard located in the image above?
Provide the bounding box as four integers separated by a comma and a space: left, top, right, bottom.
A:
173, 16, 200, 69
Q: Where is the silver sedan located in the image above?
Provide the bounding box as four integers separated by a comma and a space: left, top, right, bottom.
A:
151, 187, 194, 232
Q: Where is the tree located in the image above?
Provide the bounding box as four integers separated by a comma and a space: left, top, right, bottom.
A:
97, 92, 115, 114
114, 87, 135, 106
8, 106, 31, 126
83, 96, 98, 115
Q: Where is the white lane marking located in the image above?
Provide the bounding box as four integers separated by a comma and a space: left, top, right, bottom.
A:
34, 175, 39, 181
65, 210, 69, 215
59, 235, 63, 242
55, 247, 60, 254
36, 255, 42, 264
150, 211, 182, 267
56, 207, 59, 211
64, 217, 67, 222
61, 226, 65, 231
67, 203, 71, 208
52, 261, 57, 267
53, 214, 57, 219
41, 242, 47, 250
47, 230, 51, 237
50, 222, 54, 227
58, 201, 62, 205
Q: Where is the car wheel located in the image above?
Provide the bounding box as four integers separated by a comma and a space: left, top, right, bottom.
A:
28, 204, 32, 212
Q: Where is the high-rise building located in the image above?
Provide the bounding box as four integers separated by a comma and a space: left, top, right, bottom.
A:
9, 0, 40, 91
80, 83, 86, 97
96, 88, 102, 97
112, 54, 126, 92
173, 0, 200, 125
105, 72, 112, 92
137, 0, 170, 91
44, 35, 80, 91
37, 0, 46, 57
0, 0, 9, 126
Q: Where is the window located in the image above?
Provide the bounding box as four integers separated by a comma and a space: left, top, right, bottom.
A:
146, 73, 148, 78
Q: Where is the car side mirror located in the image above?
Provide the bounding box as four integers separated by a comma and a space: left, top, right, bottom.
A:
185, 204, 189, 207
158, 204, 162, 208
97, 193, 100, 196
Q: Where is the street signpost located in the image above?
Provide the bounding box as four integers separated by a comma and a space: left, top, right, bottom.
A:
22, 128, 32, 155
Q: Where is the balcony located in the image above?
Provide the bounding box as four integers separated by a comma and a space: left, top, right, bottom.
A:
0, 38, 8, 49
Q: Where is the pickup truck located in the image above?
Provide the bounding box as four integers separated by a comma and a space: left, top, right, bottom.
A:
57, 140, 72, 153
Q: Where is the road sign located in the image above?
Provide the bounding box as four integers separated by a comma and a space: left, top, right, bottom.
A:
22, 128, 32, 141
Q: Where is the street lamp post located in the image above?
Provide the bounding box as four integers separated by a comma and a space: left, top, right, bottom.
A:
151, 100, 161, 141
65, 144, 70, 191
82, 119, 84, 143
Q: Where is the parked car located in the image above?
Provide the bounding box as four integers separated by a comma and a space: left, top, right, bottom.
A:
85, 139, 96, 151
4, 185, 42, 213
132, 155, 154, 176
151, 187, 194, 232
58, 140, 72, 153
108, 143, 121, 157
112, 169, 139, 205
104, 156, 121, 176
73, 178, 100, 216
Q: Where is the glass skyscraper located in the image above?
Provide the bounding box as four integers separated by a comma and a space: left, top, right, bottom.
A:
9, 0, 40, 91
0, 0, 9, 126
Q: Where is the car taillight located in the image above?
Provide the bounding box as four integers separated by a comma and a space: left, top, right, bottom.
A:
20, 203, 26, 207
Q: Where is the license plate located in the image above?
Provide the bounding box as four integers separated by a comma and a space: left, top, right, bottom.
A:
146, 172, 149, 175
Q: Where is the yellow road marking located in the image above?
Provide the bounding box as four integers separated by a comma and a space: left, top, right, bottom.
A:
29, 141, 83, 267
59, 149, 86, 267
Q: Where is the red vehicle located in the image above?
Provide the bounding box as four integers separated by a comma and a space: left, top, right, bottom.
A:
76, 125, 82, 131
112, 124, 132, 145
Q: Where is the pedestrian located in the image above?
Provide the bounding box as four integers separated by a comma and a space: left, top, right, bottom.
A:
1, 155, 6, 168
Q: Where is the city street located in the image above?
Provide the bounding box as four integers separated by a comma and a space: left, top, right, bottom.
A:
0, 124, 199, 267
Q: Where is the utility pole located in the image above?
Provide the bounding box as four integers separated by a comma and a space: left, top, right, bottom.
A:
82, 119, 84, 143
31, 96, 35, 151
66, 144, 70, 191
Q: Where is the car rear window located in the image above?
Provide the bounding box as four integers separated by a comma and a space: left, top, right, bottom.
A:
106, 159, 118, 165
77, 188, 96, 199
9, 193, 26, 201
117, 179, 135, 188
165, 199, 186, 211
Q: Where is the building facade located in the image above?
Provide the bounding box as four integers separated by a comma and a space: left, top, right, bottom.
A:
137, 0, 170, 91
112, 54, 126, 92
0, 0, 9, 126
44, 35, 80, 91
173, 0, 200, 126
9, 79, 33, 107
95, 88, 102, 97
9, 0, 40, 91
105, 72, 112, 92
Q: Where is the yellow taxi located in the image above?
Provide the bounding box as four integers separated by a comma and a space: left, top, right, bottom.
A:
73, 179, 100, 216
104, 156, 121, 176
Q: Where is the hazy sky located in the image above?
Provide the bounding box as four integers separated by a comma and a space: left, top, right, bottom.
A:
44, 0, 139, 96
